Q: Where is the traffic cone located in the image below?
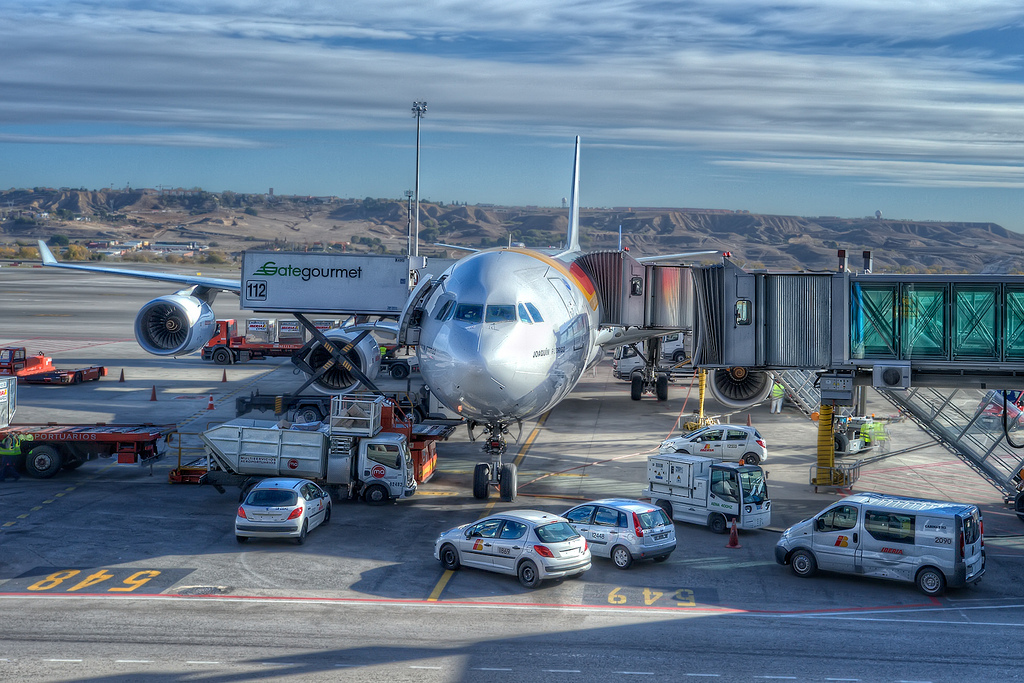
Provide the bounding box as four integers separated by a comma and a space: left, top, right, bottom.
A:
221, 369, 227, 383
726, 519, 741, 549
207, 395, 215, 410
149, 386, 157, 401
746, 413, 752, 427
118, 369, 125, 382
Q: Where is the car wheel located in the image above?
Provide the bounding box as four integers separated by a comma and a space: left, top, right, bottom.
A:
236, 535, 248, 544
440, 543, 461, 571
26, 445, 62, 479
518, 559, 541, 589
630, 374, 643, 401
295, 405, 323, 423
916, 566, 946, 596
322, 503, 331, 525
653, 553, 671, 562
499, 462, 517, 502
611, 545, 633, 570
655, 499, 673, 520
741, 452, 760, 466
212, 348, 233, 365
365, 484, 389, 506
656, 374, 669, 402
790, 549, 817, 578
472, 463, 490, 500
708, 513, 728, 535
296, 520, 308, 545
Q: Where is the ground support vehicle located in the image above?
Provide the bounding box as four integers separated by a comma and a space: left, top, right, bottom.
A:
200, 320, 305, 365
0, 347, 106, 385
775, 492, 985, 596
380, 355, 417, 379
832, 415, 889, 456
193, 395, 450, 503
0, 423, 175, 478
643, 453, 771, 533
562, 499, 675, 568
236, 385, 461, 425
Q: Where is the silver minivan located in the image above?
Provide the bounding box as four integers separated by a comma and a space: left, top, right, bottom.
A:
775, 492, 984, 596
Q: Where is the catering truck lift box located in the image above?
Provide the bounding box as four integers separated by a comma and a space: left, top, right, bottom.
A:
643, 453, 771, 533
196, 395, 447, 503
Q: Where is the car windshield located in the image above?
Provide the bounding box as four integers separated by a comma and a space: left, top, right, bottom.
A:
534, 521, 580, 543
739, 469, 767, 504
245, 489, 298, 507
635, 509, 671, 529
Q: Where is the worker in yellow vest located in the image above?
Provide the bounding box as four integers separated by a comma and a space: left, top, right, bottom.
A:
770, 381, 785, 414
860, 419, 873, 446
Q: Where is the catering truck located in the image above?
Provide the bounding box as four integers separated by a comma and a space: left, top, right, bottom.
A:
200, 319, 306, 365
195, 395, 450, 503
643, 453, 771, 533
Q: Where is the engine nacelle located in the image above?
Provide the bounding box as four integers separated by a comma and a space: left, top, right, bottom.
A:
134, 294, 216, 356
302, 328, 381, 395
708, 367, 773, 409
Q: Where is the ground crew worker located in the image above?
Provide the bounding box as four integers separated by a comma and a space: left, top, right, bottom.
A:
871, 419, 888, 451
860, 419, 873, 446
770, 381, 785, 414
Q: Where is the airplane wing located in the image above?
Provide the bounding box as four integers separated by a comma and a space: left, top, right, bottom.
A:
635, 251, 719, 263
37, 240, 240, 293
434, 243, 480, 253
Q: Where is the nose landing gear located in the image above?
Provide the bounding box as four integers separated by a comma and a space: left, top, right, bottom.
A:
468, 421, 520, 502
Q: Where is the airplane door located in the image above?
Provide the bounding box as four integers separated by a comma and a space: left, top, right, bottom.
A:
810, 504, 861, 572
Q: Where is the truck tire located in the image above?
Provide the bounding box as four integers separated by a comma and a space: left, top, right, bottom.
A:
26, 445, 62, 479
364, 484, 389, 505
390, 362, 410, 380
473, 463, 491, 499
295, 405, 324, 423
655, 499, 673, 520
834, 433, 850, 455
656, 374, 669, 402
499, 462, 518, 502
672, 349, 687, 364
212, 348, 233, 365
630, 374, 643, 401
708, 513, 728, 535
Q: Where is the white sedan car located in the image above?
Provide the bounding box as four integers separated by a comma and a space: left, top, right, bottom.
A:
659, 424, 768, 465
434, 510, 591, 588
235, 478, 332, 545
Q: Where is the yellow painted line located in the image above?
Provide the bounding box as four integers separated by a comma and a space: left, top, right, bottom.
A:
43, 499, 55, 504
427, 571, 453, 601
31, 506, 41, 511
415, 491, 459, 497
512, 412, 549, 469
54, 493, 65, 498
2, 522, 14, 527
17, 514, 28, 519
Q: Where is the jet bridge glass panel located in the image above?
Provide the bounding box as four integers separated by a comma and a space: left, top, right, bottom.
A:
903, 285, 946, 359
850, 283, 897, 359
952, 286, 997, 360
1005, 287, 1024, 360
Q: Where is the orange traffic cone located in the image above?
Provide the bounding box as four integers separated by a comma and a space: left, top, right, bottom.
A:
221, 369, 227, 383
726, 519, 741, 549
207, 395, 215, 410
149, 386, 157, 401
118, 369, 125, 383
746, 413, 752, 427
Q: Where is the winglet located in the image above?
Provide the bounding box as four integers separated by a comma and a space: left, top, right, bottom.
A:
566, 136, 581, 253
37, 240, 58, 265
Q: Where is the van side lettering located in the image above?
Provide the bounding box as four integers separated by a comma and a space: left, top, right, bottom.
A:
934, 537, 952, 544
880, 547, 903, 554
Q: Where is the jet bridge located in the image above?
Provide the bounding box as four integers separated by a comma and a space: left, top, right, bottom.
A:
693, 258, 1024, 515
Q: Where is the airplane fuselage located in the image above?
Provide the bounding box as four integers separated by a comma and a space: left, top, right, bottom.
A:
417, 248, 601, 423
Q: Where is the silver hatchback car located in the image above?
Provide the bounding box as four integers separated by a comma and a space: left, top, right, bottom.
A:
562, 499, 675, 569
434, 510, 592, 588
235, 478, 331, 545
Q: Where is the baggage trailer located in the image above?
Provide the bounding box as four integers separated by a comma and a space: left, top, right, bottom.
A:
0, 423, 175, 478
643, 453, 771, 533
192, 395, 452, 502
0, 347, 107, 385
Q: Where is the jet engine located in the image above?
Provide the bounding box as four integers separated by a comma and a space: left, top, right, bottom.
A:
301, 328, 381, 394
134, 294, 216, 356
708, 367, 773, 409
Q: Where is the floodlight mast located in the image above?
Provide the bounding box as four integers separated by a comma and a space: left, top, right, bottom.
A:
412, 101, 427, 257
404, 189, 414, 256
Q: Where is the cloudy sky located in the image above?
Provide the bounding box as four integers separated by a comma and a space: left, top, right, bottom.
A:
3, 1, 1023, 232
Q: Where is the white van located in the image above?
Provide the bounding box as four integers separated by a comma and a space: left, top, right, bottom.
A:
612, 344, 645, 381
774, 492, 984, 596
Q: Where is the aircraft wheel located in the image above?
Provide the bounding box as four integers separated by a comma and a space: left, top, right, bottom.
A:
473, 463, 491, 499
630, 374, 643, 401
499, 462, 518, 502
656, 374, 669, 401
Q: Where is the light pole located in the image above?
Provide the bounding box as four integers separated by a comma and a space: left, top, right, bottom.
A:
411, 101, 427, 257
404, 189, 414, 256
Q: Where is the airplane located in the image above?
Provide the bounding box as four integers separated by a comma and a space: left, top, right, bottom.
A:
35, 137, 771, 501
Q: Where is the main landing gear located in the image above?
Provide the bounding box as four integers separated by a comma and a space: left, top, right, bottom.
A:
468, 421, 519, 502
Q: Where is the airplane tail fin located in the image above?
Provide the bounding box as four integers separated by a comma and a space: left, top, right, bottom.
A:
566, 136, 581, 253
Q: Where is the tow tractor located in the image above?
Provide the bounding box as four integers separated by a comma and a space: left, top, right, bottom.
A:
0, 347, 106, 385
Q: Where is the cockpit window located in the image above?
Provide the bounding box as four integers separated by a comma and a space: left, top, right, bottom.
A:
485, 305, 516, 323
518, 303, 533, 323
435, 299, 455, 321
526, 303, 544, 323
454, 304, 483, 323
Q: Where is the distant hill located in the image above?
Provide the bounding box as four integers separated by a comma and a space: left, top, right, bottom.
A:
2, 188, 1022, 273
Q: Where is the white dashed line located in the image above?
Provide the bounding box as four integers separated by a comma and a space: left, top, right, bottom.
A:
410, 665, 443, 669
614, 672, 654, 675
186, 661, 221, 664
472, 667, 513, 671
685, 675, 721, 678
115, 660, 153, 663
544, 669, 582, 673
44, 659, 83, 662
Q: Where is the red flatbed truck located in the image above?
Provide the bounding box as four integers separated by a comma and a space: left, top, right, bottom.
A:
200, 319, 306, 365
0, 423, 176, 478
0, 347, 107, 385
